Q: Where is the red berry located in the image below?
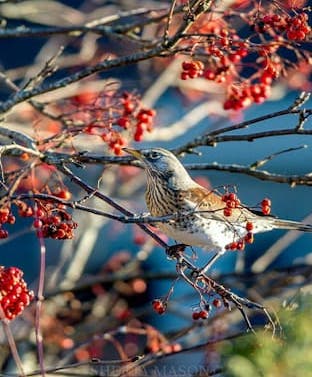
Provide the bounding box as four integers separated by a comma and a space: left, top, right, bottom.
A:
182, 61, 192, 70
228, 193, 237, 201
123, 100, 135, 114
33, 219, 43, 228
237, 48, 248, 57
222, 194, 229, 202
204, 69, 216, 80
262, 205, 271, 215
260, 72, 273, 85
0, 266, 34, 320
117, 117, 130, 129
244, 232, 254, 244
213, 299, 222, 308
180, 71, 189, 80
230, 242, 238, 250
152, 299, 166, 315
144, 109, 156, 117
237, 240, 245, 251
72, 91, 96, 105
226, 200, 236, 209
246, 222, 253, 231
261, 198, 271, 207
134, 130, 144, 142
0, 208, 9, 223
229, 53, 241, 63
0, 229, 9, 239
57, 229, 66, 239
199, 310, 209, 319
192, 311, 200, 320
6, 215, 15, 225
223, 207, 232, 217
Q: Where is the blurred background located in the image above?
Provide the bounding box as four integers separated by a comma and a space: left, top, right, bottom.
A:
0, 0, 311, 375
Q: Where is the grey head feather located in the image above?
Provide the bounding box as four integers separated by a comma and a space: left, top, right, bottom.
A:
139, 148, 197, 190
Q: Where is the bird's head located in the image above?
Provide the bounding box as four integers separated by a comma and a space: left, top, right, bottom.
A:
123, 147, 195, 189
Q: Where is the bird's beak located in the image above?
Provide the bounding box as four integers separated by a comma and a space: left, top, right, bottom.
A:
122, 147, 143, 160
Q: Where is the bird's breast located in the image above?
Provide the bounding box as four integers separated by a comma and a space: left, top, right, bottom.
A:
145, 180, 182, 217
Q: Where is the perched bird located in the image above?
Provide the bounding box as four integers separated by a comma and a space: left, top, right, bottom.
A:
124, 147, 312, 272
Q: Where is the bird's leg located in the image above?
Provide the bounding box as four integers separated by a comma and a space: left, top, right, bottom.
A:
197, 252, 222, 276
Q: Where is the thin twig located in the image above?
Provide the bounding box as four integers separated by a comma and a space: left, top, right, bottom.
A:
34, 202, 47, 377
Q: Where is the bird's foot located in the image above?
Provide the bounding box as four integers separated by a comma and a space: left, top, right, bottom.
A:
165, 244, 187, 260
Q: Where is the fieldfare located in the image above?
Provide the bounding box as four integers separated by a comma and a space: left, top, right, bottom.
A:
124, 147, 312, 272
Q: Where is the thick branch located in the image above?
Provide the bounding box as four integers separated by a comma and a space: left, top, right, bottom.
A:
0, 0, 210, 116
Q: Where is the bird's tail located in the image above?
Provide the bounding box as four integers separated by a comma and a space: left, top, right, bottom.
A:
271, 218, 312, 232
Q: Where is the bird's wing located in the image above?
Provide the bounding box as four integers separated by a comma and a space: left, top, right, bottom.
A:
182, 187, 225, 214
181, 186, 250, 224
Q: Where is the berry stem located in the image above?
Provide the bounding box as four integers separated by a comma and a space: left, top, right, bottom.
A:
35, 203, 47, 377
0, 308, 26, 377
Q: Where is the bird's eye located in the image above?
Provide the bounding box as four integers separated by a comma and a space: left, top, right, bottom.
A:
147, 151, 160, 160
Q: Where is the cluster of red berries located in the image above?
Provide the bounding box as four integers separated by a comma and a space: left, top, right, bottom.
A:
0, 266, 34, 321
192, 309, 209, 320
224, 197, 272, 251
153, 296, 223, 320
72, 91, 156, 155
223, 82, 271, 111
180, 60, 204, 80
226, 221, 254, 251
146, 340, 182, 354
111, 94, 157, 154
180, 49, 273, 111
192, 298, 224, 320
257, 12, 310, 41
152, 299, 167, 315
178, 7, 310, 111
226, 239, 245, 251
101, 130, 127, 156
180, 31, 249, 83
34, 208, 77, 240
0, 206, 16, 239
222, 192, 241, 217
134, 108, 155, 141
206, 30, 248, 69
114, 93, 156, 152
286, 14, 310, 41
256, 14, 288, 34
17, 198, 77, 240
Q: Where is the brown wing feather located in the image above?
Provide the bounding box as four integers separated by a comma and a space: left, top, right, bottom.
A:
182, 186, 253, 224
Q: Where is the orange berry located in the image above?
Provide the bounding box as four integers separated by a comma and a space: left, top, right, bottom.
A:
56, 189, 71, 200
20, 152, 29, 161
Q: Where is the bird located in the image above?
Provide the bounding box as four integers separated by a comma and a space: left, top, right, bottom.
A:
123, 147, 312, 273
